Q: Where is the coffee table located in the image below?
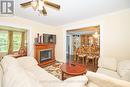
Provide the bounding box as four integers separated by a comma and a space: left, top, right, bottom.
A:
60, 63, 87, 80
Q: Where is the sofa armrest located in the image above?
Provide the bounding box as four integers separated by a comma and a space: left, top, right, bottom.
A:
0, 65, 3, 87
86, 71, 130, 87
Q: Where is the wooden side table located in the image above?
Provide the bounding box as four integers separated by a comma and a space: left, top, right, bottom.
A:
60, 63, 87, 80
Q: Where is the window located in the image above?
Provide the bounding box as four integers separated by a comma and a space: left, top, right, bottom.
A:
0, 26, 27, 53
0, 31, 8, 52
13, 32, 22, 51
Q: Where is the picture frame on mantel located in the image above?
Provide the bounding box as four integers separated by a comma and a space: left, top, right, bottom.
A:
34, 33, 56, 44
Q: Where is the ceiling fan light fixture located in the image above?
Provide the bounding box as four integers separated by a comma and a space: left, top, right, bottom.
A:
42, 6, 47, 15
31, 1, 37, 10
38, 0, 44, 10
38, 5, 43, 10
31, 1, 37, 7
20, 0, 60, 15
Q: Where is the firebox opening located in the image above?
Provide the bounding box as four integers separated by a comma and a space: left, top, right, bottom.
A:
40, 49, 52, 63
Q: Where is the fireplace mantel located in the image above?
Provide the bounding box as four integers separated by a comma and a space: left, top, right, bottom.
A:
34, 44, 55, 67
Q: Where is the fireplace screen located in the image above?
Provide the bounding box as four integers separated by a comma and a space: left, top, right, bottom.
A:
40, 49, 52, 63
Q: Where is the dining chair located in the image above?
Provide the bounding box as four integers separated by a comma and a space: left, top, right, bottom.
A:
76, 46, 86, 64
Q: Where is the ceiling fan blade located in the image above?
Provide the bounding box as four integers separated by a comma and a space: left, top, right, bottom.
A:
20, 1, 32, 7
42, 6, 47, 15
44, 1, 60, 9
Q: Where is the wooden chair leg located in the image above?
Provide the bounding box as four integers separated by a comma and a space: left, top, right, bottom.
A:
92, 59, 95, 67
84, 57, 86, 65
94, 58, 96, 67
77, 56, 79, 63
82, 57, 84, 64
86, 59, 89, 65
78, 57, 80, 63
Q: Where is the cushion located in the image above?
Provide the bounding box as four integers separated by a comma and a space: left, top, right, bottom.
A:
0, 53, 3, 60
17, 56, 38, 68
87, 82, 100, 87
98, 57, 117, 71
117, 60, 130, 81
0, 65, 3, 87
1, 55, 17, 71
97, 68, 120, 79
18, 62, 62, 87
117, 60, 130, 76
23, 65, 61, 82
1, 56, 42, 87
63, 75, 88, 87
86, 71, 130, 87
121, 70, 130, 82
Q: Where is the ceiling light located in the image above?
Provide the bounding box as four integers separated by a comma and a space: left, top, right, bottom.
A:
20, 0, 60, 15
38, 0, 44, 10
93, 32, 99, 38
31, 0, 37, 10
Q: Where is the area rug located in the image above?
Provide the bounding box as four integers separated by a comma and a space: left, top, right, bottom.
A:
44, 61, 96, 80
44, 62, 87, 87
44, 62, 63, 80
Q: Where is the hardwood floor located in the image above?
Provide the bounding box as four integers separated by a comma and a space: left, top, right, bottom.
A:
66, 54, 98, 72
87, 61, 98, 72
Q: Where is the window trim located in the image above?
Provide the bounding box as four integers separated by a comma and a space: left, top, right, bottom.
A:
0, 26, 27, 53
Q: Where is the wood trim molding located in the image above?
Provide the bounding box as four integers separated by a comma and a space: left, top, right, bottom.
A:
67, 25, 100, 32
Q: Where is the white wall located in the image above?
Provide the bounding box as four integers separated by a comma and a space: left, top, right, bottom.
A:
1, 8, 130, 62
55, 27, 66, 62
57, 8, 130, 62
0, 16, 59, 60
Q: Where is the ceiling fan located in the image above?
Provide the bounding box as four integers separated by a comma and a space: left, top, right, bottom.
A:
20, 0, 60, 15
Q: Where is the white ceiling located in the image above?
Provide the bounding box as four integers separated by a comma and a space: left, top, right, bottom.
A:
15, 0, 130, 26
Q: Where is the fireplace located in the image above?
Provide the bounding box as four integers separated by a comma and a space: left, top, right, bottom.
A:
34, 44, 55, 67
40, 49, 52, 63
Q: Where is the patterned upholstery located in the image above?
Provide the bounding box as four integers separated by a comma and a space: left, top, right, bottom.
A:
75, 45, 100, 65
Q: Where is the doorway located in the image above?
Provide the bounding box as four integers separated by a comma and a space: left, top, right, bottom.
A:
66, 25, 100, 71
66, 36, 70, 59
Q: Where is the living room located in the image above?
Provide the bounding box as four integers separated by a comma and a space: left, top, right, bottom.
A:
0, 0, 130, 87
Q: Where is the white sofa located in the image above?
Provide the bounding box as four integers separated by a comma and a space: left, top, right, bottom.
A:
97, 57, 130, 82
0, 56, 130, 87
0, 56, 88, 87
